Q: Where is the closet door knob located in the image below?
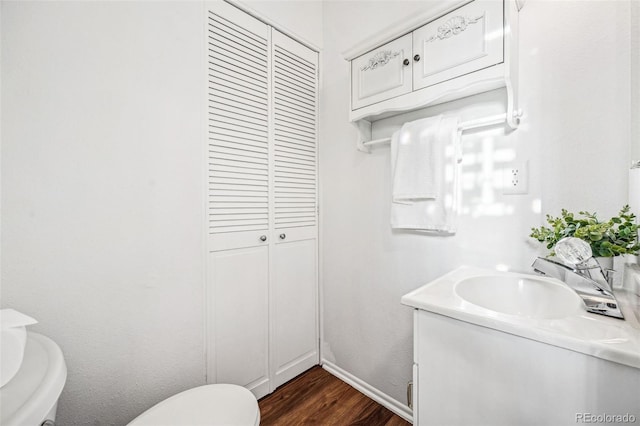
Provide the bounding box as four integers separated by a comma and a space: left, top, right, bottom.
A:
413, 54, 421, 62
260, 235, 267, 242
279, 233, 286, 240
403, 58, 410, 66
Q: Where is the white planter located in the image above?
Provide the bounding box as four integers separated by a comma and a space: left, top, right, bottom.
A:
595, 256, 634, 289
595, 256, 614, 271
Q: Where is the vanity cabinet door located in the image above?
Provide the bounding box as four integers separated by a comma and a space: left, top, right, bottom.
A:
412, 0, 504, 91
351, 34, 413, 110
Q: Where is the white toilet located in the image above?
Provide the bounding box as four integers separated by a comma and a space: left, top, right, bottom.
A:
0, 310, 67, 426
0, 309, 259, 425
128, 383, 260, 426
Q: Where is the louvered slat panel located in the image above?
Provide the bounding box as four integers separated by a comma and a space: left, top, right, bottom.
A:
209, 195, 268, 203
208, 11, 269, 235
274, 90, 315, 109
274, 120, 316, 138
275, 104, 316, 122
275, 152, 314, 165
274, 62, 316, 86
275, 182, 316, 191
275, 160, 315, 171
212, 140, 268, 155
210, 128, 268, 144
210, 152, 267, 166
274, 138, 315, 152
274, 115, 316, 133
210, 166, 267, 178
209, 86, 267, 110
210, 174, 267, 184
274, 143, 314, 156
273, 28, 318, 234
210, 101, 268, 123
278, 170, 316, 181
274, 72, 315, 97
210, 145, 268, 161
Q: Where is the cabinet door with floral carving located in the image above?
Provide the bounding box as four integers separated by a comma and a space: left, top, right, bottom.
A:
351, 33, 412, 110
413, 0, 504, 91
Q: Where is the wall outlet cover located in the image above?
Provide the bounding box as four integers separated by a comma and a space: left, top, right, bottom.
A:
503, 161, 528, 195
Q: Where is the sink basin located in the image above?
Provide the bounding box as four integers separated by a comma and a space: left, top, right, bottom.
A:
455, 275, 583, 319
401, 266, 640, 370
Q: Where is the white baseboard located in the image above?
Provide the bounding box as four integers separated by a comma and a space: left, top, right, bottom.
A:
321, 360, 413, 424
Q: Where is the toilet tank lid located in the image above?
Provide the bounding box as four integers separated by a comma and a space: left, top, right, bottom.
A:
127, 384, 260, 426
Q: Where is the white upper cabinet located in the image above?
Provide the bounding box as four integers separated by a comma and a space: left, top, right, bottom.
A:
345, 0, 521, 127
351, 34, 412, 110
412, 0, 503, 90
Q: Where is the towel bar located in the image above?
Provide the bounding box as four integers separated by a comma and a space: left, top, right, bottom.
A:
358, 111, 522, 152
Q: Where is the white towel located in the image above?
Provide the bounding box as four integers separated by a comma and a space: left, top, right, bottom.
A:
392, 115, 442, 203
390, 116, 461, 233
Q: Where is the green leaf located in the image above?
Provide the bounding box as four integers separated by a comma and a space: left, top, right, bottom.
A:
529, 205, 640, 256
589, 232, 603, 241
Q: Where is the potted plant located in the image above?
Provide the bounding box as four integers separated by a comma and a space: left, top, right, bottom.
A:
530, 205, 640, 270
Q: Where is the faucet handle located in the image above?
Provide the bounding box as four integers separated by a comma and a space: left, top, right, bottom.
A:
555, 237, 592, 266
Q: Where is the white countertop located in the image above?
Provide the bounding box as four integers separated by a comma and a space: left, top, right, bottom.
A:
401, 266, 640, 369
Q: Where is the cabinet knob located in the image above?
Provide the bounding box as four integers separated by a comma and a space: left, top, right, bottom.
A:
413, 54, 421, 62
403, 58, 410, 66
279, 233, 286, 240
260, 235, 267, 242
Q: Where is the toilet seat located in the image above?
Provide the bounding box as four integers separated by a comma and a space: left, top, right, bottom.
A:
127, 384, 260, 426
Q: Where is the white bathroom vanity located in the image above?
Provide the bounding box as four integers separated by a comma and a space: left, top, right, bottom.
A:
402, 267, 640, 426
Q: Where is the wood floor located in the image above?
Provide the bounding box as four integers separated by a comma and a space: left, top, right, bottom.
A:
258, 366, 411, 425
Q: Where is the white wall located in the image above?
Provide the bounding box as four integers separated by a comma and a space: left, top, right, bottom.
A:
0, 1, 322, 425
534, 1, 630, 218
632, 0, 640, 161
1, 2, 205, 424
239, 0, 323, 48
320, 0, 632, 412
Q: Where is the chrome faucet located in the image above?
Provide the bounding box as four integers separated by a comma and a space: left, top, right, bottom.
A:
531, 238, 624, 320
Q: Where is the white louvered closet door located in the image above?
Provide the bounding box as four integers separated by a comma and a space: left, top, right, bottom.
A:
205, 1, 319, 400
271, 31, 318, 238
206, 1, 271, 399
270, 30, 319, 389
207, 2, 270, 249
